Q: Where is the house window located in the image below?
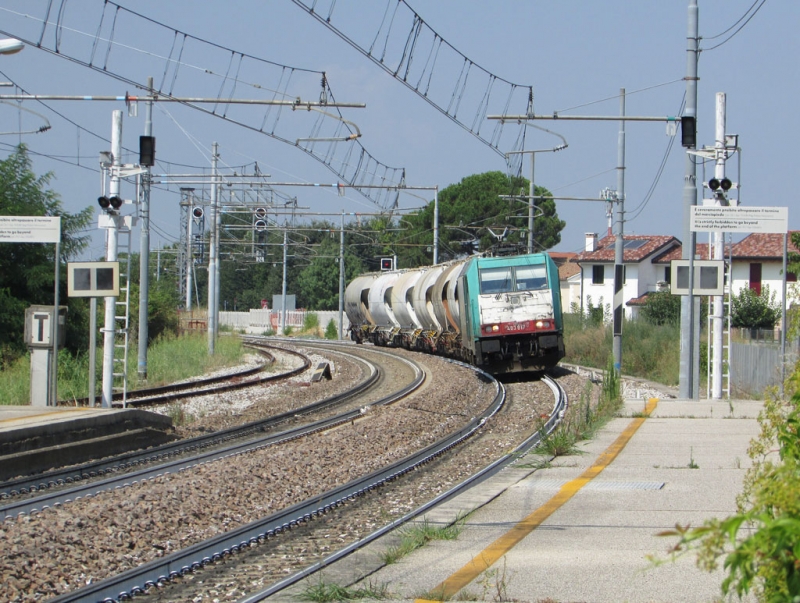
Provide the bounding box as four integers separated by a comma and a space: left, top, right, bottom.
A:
664, 266, 671, 284
592, 265, 604, 285
749, 263, 762, 295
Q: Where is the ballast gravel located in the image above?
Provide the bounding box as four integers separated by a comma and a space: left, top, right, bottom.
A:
0, 350, 498, 601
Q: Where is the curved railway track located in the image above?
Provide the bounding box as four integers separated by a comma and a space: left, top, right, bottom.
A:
104, 343, 306, 409
0, 343, 409, 509
0, 340, 579, 603
45, 352, 566, 603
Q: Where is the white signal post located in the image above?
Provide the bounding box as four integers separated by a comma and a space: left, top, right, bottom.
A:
101, 110, 123, 408
711, 93, 729, 400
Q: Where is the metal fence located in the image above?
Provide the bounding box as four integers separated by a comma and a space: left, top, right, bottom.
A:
730, 340, 798, 397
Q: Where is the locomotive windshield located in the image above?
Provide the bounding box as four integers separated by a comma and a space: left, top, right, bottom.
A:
514, 265, 548, 290
479, 264, 548, 294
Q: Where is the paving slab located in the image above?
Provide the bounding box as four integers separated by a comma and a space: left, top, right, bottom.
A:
275, 397, 762, 602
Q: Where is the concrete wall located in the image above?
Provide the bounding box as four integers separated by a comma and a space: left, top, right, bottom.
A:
219, 309, 350, 337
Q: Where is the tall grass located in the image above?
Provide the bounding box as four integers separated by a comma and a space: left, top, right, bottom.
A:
0, 333, 246, 406
563, 313, 683, 386
537, 363, 622, 458
131, 332, 243, 389
0, 354, 31, 405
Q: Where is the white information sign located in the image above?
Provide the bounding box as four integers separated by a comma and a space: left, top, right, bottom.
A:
0, 216, 61, 243
691, 206, 788, 234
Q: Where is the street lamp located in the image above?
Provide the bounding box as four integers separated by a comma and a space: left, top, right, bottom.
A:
0, 38, 23, 55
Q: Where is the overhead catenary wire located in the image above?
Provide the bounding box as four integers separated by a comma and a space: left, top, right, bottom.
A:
0, 1, 406, 209
702, 0, 767, 48
626, 95, 687, 222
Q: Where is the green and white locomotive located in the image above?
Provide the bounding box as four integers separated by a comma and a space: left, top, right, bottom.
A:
345, 253, 565, 374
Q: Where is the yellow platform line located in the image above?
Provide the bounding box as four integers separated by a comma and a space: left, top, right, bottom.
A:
416, 397, 659, 602
0, 407, 102, 426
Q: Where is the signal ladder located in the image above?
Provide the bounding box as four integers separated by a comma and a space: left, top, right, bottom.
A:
112, 227, 132, 406
706, 269, 731, 399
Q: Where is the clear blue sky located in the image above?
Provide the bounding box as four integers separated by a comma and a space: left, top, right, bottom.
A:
0, 0, 792, 260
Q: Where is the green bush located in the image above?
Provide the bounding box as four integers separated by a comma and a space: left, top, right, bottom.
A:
324, 319, 338, 340
731, 285, 781, 329
303, 312, 319, 331
662, 386, 800, 600
640, 290, 681, 326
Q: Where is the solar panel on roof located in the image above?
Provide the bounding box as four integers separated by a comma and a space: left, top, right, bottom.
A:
623, 239, 647, 249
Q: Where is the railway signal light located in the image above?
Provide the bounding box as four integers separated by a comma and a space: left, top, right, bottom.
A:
97, 195, 123, 212
681, 115, 696, 148
708, 177, 732, 192
380, 258, 393, 271
139, 135, 156, 167
192, 206, 204, 220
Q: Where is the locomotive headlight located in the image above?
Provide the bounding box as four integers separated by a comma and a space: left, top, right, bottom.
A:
536, 320, 550, 329
484, 324, 500, 333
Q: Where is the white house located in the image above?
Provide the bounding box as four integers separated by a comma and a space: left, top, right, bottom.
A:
549, 251, 581, 312
574, 233, 681, 320
570, 230, 799, 322
728, 231, 799, 307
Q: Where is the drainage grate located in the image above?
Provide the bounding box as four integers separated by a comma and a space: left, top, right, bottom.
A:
525, 479, 665, 491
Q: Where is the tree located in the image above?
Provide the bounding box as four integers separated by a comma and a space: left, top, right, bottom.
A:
788, 232, 800, 277
396, 171, 566, 266
0, 145, 93, 365
296, 236, 366, 310
731, 285, 781, 330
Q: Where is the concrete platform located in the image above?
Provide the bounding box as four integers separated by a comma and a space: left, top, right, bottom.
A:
277, 397, 763, 602
0, 405, 174, 480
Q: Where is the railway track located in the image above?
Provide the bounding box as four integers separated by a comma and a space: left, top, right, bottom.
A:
0, 341, 581, 602
106, 343, 301, 409
0, 342, 397, 506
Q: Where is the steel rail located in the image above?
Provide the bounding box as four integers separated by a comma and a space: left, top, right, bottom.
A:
239, 373, 567, 602
61, 344, 276, 407
0, 348, 420, 519
48, 359, 499, 603
0, 346, 373, 501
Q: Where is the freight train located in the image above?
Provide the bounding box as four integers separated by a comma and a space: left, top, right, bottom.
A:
344, 252, 565, 374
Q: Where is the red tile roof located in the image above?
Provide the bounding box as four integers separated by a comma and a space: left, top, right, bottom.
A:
730, 231, 800, 259
548, 251, 581, 280
549, 251, 578, 263
652, 243, 720, 263
626, 292, 653, 306
575, 235, 679, 264
558, 261, 581, 280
